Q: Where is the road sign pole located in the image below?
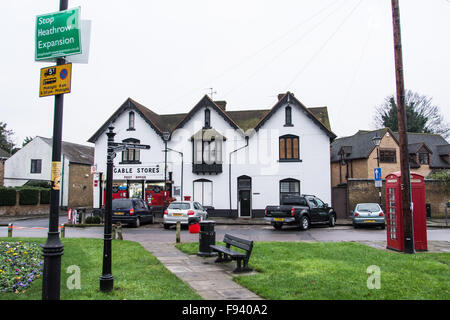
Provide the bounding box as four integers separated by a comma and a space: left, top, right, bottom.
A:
41, 0, 68, 301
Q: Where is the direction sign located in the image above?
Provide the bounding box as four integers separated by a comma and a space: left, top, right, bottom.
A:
35, 7, 81, 60
110, 142, 151, 150
374, 167, 382, 187
39, 63, 72, 97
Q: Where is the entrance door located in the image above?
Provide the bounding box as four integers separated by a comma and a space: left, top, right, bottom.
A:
239, 190, 251, 217
237, 176, 252, 217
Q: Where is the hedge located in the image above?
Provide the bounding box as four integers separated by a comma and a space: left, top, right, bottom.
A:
40, 189, 50, 204
0, 187, 17, 206
18, 188, 40, 205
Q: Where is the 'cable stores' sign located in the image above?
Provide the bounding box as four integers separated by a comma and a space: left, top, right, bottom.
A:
35, 7, 81, 60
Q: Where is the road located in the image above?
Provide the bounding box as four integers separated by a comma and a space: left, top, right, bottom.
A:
1, 216, 449, 244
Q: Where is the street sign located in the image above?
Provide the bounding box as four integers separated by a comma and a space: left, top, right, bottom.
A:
35, 7, 81, 60
110, 142, 151, 150
374, 167, 382, 187
39, 63, 72, 97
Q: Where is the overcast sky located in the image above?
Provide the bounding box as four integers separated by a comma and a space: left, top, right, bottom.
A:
1, 0, 449, 147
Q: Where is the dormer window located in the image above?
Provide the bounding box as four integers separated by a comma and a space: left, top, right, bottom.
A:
285, 106, 293, 126
128, 111, 135, 130
204, 109, 211, 128
418, 152, 429, 165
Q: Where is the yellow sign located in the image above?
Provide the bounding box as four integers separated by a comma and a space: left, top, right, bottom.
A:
51, 161, 62, 190
39, 63, 72, 97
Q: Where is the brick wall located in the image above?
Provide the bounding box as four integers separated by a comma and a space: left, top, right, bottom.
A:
347, 178, 448, 218
68, 163, 93, 208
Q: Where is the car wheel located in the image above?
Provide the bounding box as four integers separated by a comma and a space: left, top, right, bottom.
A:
380, 224, 385, 230
329, 214, 336, 227
134, 217, 141, 228
163, 223, 170, 229
150, 215, 154, 224
299, 216, 310, 230
273, 223, 283, 230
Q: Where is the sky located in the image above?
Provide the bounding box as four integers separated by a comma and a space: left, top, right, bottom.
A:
1, 0, 450, 147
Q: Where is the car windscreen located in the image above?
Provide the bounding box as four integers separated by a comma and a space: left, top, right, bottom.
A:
356, 203, 381, 212
168, 202, 190, 210
112, 199, 133, 210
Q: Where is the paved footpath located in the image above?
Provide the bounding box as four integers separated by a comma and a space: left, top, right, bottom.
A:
136, 240, 262, 300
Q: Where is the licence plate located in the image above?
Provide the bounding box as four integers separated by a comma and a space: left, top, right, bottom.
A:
172, 213, 182, 217
274, 218, 284, 222
365, 220, 376, 223
114, 212, 124, 215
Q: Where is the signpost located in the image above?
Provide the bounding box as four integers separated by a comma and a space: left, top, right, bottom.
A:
39, 63, 72, 97
35, 7, 81, 60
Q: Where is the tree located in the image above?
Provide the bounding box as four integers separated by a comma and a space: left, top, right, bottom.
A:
22, 136, 34, 147
373, 90, 449, 139
0, 122, 15, 154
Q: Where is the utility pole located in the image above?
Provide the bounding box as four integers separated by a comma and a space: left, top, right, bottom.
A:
41, 0, 67, 301
391, 0, 415, 254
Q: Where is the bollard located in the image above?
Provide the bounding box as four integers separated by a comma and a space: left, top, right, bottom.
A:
176, 221, 181, 243
81, 209, 86, 224
8, 223, 13, 238
117, 223, 123, 240
60, 224, 65, 238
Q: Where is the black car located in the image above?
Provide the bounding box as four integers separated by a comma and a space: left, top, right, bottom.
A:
265, 194, 336, 230
111, 198, 154, 227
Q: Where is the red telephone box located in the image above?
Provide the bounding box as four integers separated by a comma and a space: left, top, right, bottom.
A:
385, 172, 427, 252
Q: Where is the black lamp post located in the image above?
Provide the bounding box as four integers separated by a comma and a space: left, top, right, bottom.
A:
167, 147, 183, 201
162, 130, 171, 209
100, 126, 115, 292
372, 133, 382, 206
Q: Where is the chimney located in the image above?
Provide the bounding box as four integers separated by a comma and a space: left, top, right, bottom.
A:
215, 100, 227, 111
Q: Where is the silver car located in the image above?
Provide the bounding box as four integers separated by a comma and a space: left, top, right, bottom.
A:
163, 201, 208, 229
351, 203, 385, 229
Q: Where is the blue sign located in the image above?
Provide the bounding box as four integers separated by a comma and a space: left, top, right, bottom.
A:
374, 167, 382, 181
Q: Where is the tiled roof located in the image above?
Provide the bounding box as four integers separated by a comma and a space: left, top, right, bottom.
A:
39, 137, 94, 165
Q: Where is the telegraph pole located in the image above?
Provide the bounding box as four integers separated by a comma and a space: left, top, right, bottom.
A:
41, 0, 68, 300
391, 0, 415, 254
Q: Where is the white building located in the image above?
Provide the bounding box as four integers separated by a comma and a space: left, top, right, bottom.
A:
88, 92, 336, 218
3, 136, 94, 208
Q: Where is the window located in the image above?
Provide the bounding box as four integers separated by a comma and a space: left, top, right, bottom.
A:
279, 135, 299, 161
30, 159, 42, 174
120, 138, 141, 164
193, 179, 213, 206
418, 153, 429, 165
128, 111, 135, 130
380, 149, 396, 163
280, 178, 300, 202
285, 106, 292, 126
204, 109, 211, 128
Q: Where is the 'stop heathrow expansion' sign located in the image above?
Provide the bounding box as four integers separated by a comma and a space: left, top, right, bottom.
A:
35, 7, 81, 60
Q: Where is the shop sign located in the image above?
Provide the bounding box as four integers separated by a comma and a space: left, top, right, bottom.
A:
113, 164, 163, 180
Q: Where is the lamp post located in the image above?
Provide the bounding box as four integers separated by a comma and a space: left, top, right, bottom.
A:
372, 133, 382, 207
162, 131, 171, 210
100, 126, 115, 292
167, 147, 183, 201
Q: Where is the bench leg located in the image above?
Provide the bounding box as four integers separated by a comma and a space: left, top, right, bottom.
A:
233, 258, 253, 273
215, 252, 225, 263
233, 258, 243, 273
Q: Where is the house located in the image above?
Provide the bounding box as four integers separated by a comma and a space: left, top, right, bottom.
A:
3, 136, 94, 208
330, 128, 450, 186
330, 128, 450, 218
88, 92, 336, 218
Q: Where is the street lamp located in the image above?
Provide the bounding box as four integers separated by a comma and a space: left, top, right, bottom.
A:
372, 133, 382, 206
162, 130, 170, 210
167, 147, 183, 201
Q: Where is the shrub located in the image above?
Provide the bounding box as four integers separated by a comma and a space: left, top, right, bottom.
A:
39, 189, 50, 204
0, 187, 17, 206
85, 216, 101, 224
18, 188, 39, 206
24, 180, 51, 188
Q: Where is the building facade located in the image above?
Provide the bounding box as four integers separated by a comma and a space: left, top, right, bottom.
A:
89, 92, 336, 218
3, 136, 94, 208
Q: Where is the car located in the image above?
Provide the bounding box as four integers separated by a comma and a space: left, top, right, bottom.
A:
111, 198, 154, 228
163, 201, 208, 229
351, 203, 385, 229
265, 194, 337, 230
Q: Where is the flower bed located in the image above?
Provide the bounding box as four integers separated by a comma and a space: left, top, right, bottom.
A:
0, 241, 43, 294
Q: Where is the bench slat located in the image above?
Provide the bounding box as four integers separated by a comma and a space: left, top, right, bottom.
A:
210, 245, 246, 257
223, 234, 253, 251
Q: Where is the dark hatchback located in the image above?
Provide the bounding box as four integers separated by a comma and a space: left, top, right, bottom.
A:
111, 198, 154, 227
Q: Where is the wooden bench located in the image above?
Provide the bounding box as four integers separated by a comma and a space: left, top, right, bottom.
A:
210, 233, 254, 273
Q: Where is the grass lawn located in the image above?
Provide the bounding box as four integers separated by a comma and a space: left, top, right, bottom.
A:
0, 238, 201, 300
176, 241, 450, 300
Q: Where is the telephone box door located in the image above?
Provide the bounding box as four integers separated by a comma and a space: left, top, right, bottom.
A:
385, 174, 403, 251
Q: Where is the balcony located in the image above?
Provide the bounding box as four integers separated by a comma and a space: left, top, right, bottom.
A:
192, 163, 222, 174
